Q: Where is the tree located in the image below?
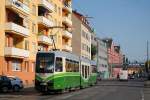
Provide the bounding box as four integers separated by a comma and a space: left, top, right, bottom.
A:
91, 44, 97, 60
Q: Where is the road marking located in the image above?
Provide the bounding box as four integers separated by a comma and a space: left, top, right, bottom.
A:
141, 90, 144, 100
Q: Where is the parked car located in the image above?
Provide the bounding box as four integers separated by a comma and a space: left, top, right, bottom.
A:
7, 76, 24, 92
0, 75, 12, 93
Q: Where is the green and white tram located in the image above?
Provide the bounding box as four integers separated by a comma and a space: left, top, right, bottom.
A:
35, 51, 97, 92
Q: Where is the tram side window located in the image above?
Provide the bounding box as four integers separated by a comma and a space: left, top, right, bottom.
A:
66, 59, 72, 72
87, 66, 89, 76
70, 60, 74, 72
66, 59, 79, 72
85, 66, 87, 78
65, 59, 69, 72
75, 62, 79, 72
55, 57, 63, 72
82, 65, 84, 77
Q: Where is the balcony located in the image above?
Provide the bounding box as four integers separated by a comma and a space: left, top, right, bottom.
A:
5, 0, 30, 15
5, 22, 29, 37
39, 0, 54, 12
38, 35, 52, 45
4, 47, 29, 58
63, 17, 72, 27
63, 30, 72, 38
38, 16, 53, 28
63, 45, 72, 52
63, 3, 72, 13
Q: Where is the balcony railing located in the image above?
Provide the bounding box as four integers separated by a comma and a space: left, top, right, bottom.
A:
38, 16, 54, 28
4, 47, 29, 58
38, 35, 52, 45
63, 30, 72, 38
63, 17, 72, 27
5, 22, 29, 37
63, 3, 72, 13
5, 0, 30, 15
39, 0, 54, 12
63, 45, 72, 52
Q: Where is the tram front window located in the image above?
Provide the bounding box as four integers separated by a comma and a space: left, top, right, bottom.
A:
36, 53, 54, 73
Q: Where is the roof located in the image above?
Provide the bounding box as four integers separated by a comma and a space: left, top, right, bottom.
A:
73, 10, 93, 32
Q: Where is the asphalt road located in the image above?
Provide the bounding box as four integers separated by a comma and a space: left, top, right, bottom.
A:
0, 80, 150, 100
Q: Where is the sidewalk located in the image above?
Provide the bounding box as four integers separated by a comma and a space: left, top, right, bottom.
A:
24, 84, 34, 88
144, 81, 150, 88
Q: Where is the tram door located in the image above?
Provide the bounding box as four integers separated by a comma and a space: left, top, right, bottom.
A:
81, 65, 90, 80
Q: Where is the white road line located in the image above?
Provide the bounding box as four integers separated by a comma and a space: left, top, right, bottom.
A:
141, 90, 144, 100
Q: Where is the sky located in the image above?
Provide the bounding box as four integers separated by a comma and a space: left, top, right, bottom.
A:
72, 0, 150, 62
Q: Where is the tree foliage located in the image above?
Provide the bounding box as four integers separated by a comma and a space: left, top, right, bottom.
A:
91, 44, 97, 59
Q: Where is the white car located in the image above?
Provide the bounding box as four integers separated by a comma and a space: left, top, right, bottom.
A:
119, 70, 128, 81
7, 76, 24, 92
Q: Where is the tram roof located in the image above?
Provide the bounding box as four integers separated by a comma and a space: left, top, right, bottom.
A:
90, 60, 97, 66
37, 51, 91, 63
38, 51, 80, 61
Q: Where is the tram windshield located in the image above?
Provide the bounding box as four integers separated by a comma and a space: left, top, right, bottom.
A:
36, 53, 54, 73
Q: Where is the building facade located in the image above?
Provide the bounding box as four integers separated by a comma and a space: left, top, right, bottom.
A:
97, 38, 109, 79
103, 38, 123, 78
0, 0, 72, 86
72, 11, 92, 60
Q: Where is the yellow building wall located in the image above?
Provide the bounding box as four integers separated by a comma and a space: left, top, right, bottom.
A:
0, 0, 72, 85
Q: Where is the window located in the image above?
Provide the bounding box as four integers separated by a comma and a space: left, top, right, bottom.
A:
85, 66, 88, 78
36, 53, 54, 73
58, 7, 61, 15
25, 40, 29, 50
32, 5, 36, 15
12, 60, 21, 71
54, 4, 57, 12
82, 65, 84, 77
32, 62, 35, 72
32, 42, 37, 54
6, 60, 9, 72
32, 22, 36, 33
24, 61, 29, 72
65, 59, 70, 72
5, 35, 9, 47
55, 57, 63, 72
82, 43, 84, 50
66, 59, 77, 72
86, 34, 89, 40
82, 30, 86, 38
74, 62, 79, 72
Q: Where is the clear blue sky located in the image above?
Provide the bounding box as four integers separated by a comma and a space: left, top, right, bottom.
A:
73, 0, 150, 62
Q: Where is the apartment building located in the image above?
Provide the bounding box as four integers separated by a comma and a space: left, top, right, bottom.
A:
72, 11, 92, 60
0, 0, 72, 86
97, 38, 109, 79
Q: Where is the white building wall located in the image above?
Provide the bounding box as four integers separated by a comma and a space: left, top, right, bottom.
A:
97, 38, 109, 73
